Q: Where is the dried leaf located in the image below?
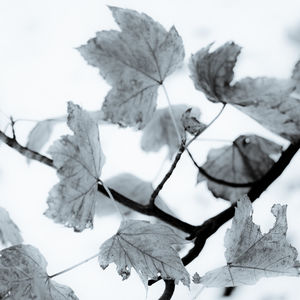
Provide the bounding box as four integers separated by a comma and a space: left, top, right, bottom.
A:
45, 102, 105, 232
96, 173, 171, 217
0, 244, 78, 299
199, 196, 300, 287
197, 135, 282, 201
189, 42, 241, 103
141, 105, 191, 158
226, 77, 300, 142
0, 207, 22, 246
181, 107, 206, 135
78, 6, 184, 129
99, 219, 190, 287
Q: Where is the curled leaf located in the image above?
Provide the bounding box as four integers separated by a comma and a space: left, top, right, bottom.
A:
45, 102, 105, 232
189, 42, 241, 103
0, 244, 78, 299
141, 105, 193, 158
181, 107, 206, 136
199, 196, 300, 287
197, 135, 282, 201
0, 207, 23, 246
78, 6, 185, 129
98, 219, 190, 287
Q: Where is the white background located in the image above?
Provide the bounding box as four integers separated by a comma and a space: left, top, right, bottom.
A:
1, 0, 300, 299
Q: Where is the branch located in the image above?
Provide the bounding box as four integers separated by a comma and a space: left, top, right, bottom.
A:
149, 143, 185, 206
0, 130, 54, 167
190, 141, 300, 240
159, 280, 175, 300
186, 148, 256, 187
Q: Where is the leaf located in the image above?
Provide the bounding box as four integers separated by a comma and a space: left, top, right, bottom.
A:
189, 42, 241, 103
98, 219, 190, 287
45, 102, 105, 232
0, 244, 78, 299
95, 173, 172, 217
26, 120, 56, 157
181, 107, 206, 136
199, 195, 300, 287
141, 105, 194, 158
197, 135, 282, 201
78, 6, 184, 129
0, 207, 23, 246
292, 60, 300, 99
225, 77, 300, 142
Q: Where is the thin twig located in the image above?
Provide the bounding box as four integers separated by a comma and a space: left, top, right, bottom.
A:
0, 130, 54, 167
48, 252, 99, 278
149, 142, 185, 206
159, 280, 175, 300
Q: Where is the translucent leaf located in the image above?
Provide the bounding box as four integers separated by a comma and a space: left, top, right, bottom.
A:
95, 173, 171, 217
0, 207, 22, 246
181, 107, 206, 136
99, 219, 190, 287
0, 244, 78, 299
141, 105, 192, 158
45, 102, 105, 232
226, 77, 300, 142
199, 196, 300, 287
26, 120, 56, 156
189, 42, 241, 103
78, 6, 184, 129
197, 135, 282, 202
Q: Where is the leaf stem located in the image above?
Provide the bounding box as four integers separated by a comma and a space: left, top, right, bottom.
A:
185, 104, 226, 148
48, 252, 99, 278
100, 180, 125, 220
162, 84, 183, 144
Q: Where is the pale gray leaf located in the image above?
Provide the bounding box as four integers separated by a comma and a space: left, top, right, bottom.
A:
0, 207, 23, 246
45, 102, 105, 232
200, 196, 300, 287
141, 105, 189, 158
98, 219, 190, 287
0, 244, 78, 299
226, 77, 300, 142
78, 6, 184, 129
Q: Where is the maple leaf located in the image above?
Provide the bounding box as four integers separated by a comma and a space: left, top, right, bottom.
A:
197, 135, 282, 201
226, 77, 300, 142
0, 207, 23, 246
96, 173, 171, 217
189, 42, 241, 103
45, 102, 105, 232
141, 105, 199, 158
198, 196, 300, 287
78, 6, 184, 129
98, 219, 190, 287
0, 244, 78, 299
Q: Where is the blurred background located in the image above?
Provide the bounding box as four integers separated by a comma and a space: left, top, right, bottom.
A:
1, 0, 300, 299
